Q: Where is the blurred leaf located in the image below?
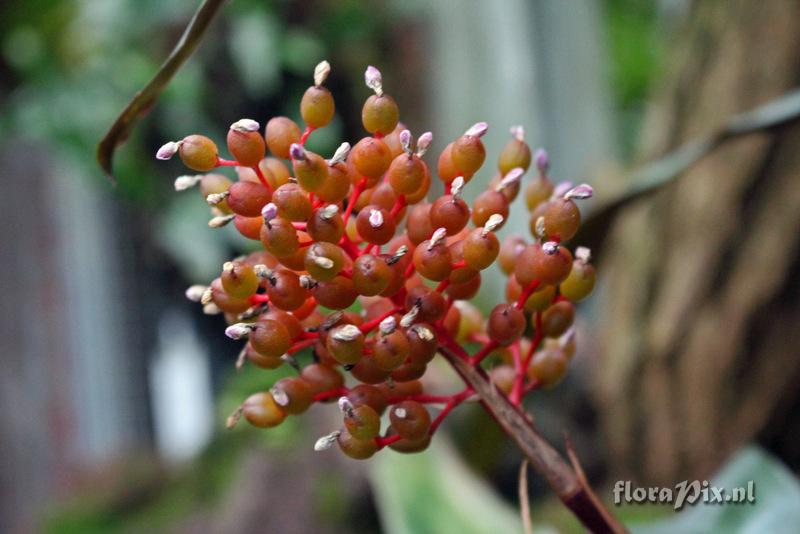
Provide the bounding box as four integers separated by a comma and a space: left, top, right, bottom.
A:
96, 0, 226, 182
370, 438, 556, 534
228, 8, 282, 97
632, 446, 800, 534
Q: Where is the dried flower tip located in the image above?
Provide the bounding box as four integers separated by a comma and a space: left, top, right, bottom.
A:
222, 261, 235, 274
225, 323, 256, 340
319, 204, 339, 219
464, 121, 488, 138
482, 214, 504, 236
496, 167, 524, 191
559, 326, 576, 348
393, 406, 407, 418
542, 241, 560, 255
281, 353, 301, 372
510, 125, 525, 142
575, 246, 591, 263
208, 214, 235, 228
428, 227, 448, 250
534, 148, 550, 175
289, 142, 307, 161
156, 140, 181, 160
535, 216, 546, 238
230, 118, 260, 133
321, 311, 344, 330
450, 175, 465, 198
399, 305, 419, 328
314, 430, 341, 451
565, 183, 594, 200
338, 396, 355, 415
226, 406, 244, 429
261, 202, 278, 222
270, 387, 290, 407
383, 244, 409, 266
314, 60, 331, 87
235, 346, 248, 370
174, 174, 203, 191
364, 65, 383, 96
200, 286, 214, 305
411, 324, 434, 341
328, 142, 351, 166
415, 131, 433, 157
238, 303, 268, 321
332, 324, 362, 342
254, 264, 272, 280
185, 285, 208, 302
299, 274, 316, 289
312, 255, 335, 269
206, 191, 230, 206
368, 209, 384, 228
399, 129, 413, 155
203, 302, 222, 315
379, 315, 397, 335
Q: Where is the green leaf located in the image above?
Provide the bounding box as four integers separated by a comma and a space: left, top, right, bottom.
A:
370, 438, 557, 534
632, 446, 800, 534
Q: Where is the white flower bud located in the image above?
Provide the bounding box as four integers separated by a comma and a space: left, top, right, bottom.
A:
364, 65, 383, 96
399, 305, 419, 328
208, 214, 235, 228
496, 167, 524, 191
412, 324, 434, 341
428, 227, 447, 250
332, 324, 362, 342
185, 285, 208, 302
174, 174, 203, 191
203, 302, 222, 315
575, 246, 591, 263
450, 175, 465, 198
230, 118, 260, 133
510, 125, 525, 142
328, 142, 351, 166
319, 204, 339, 220
314, 430, 341, 451
314, 60, 331, 87
156, 141, 181, 160
206, 191, 229, 206
482, 214, 504, 236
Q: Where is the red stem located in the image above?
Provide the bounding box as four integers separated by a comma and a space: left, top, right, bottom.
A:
252, 164, 272, 191
216, 157, 239, 167
300, 126, 315, 145
342, 178, 367, 225
359, 307, 402, 334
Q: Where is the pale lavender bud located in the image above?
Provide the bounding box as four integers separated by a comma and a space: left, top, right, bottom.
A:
261, 202, 278, 222
338, 396, 355, 416
289, 143, 307, 161
553, 181, 573, 199
565, 183, 594, 200
464, 121, 488, 138
400, 129, 413, 154
230, 118, 260, 133
510, 125, 525, 141
416, 131, 433, 157
542, 241, 560, 255
225, 323, 255, 340
365, 65, 383, 96
369, 208, 384, 228
379, 315, 397, 335
156, 141, 180, 160
271, 387, 290, 407
534, 148, 550, 175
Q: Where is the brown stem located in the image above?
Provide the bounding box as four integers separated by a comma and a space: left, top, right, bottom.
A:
438, 345, 627, 534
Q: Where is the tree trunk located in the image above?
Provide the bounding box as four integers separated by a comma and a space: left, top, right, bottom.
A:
595, 0, 800, 485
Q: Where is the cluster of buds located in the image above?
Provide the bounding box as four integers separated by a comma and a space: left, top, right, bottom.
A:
161, 61, 595, 459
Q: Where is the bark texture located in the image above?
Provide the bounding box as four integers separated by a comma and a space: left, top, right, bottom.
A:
595, 0, 800, 484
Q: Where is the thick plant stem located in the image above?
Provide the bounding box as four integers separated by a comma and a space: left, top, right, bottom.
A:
438, 345, 627, 534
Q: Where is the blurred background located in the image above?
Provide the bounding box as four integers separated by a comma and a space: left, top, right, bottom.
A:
2, 0, 800, 532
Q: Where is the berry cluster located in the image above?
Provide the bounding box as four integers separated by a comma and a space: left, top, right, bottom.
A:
159, 61, 595, 459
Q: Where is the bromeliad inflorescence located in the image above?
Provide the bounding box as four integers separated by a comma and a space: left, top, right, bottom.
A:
159, 61, 595, 458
